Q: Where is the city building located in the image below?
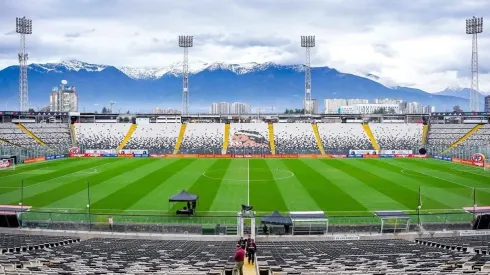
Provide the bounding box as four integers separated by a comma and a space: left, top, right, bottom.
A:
304, 99, 318, 114
211, 102, 230, 114
422, 105, 436, 114
355, 104, 400, 114
230, 102, 251, 114
324, 98, 369, 114
406, 102, 422, 114
49, 81, 78, 112
373, 98, 404, 104
152, 107, 180, 114
338, 105, 356, 114
485, 95, 490, 112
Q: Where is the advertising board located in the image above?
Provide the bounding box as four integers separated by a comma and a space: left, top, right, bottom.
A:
329, 154, 347, 158
363, 154, 379, 158
347, 154, 363, 158
380, 150, 413, 155
349, 150, 378, 155
133, 154, 149, 158
379, 154, 394, 158
86, 149, 116, 154
24, 156, 46, 164
102, 154, 118, 157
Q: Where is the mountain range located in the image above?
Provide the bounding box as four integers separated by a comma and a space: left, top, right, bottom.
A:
0, 60, 486, 113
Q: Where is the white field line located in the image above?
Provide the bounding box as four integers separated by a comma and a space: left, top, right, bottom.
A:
247, 158, 250, 205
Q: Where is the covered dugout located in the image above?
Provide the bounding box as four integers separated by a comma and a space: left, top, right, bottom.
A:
375, 210, 410, 233
464, 206, 490, 230
290, 211, 328, 235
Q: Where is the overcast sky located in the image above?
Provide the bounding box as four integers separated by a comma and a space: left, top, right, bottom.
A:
1, 0, 490, 93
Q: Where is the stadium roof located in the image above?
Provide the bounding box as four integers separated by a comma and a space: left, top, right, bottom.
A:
261, 211, 293, 225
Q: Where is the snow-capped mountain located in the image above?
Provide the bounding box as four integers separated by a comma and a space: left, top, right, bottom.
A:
31, 60, 108, 73
0, 60, 475, 112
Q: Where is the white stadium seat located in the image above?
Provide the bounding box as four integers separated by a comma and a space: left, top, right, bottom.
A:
179, 123, 224, 154
274, 123, 319, 154
317, 123, 373, 153
75, 123, 131, 150
370, 123, 423, 150
124, 124, 181, 153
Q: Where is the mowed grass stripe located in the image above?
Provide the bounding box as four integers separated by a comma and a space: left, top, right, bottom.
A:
187, 159, 232, 211
324, 159, 424, 210
0, 158, 114, 195
402, 158, 490, 184
360, 160, 465, 210
91, 159, 197, 212
250, 159, 288, 211
20, 159, 147, 207
0, 158, 83, 177
1, 158, 87, 188
283, 159, 366, 211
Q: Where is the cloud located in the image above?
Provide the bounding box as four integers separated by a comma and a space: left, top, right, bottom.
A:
0, 0, 490, 93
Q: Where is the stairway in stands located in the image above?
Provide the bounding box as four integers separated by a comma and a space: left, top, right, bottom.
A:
16, 123, 52, 151
173, 123, 187, 154
442, 124, 484, 154
362, 123, 380, 151
311, 123, 325, 155
70, 124, 77, 145
117, 124, 137, 151
421, 124, 429, 146
268, 123, 276, 154
222, 123, 230, 154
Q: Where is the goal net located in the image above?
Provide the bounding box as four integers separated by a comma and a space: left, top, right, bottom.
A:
0, 158, 15, 171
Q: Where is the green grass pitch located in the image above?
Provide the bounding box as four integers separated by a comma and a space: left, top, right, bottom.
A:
1, 158, 490, 224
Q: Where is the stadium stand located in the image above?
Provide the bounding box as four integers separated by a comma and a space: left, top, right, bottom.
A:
124, 124, 181, 153
74, 123, 131, 150
274, 123, 320, 154
257, 239, 477, 274
4, 238, 235, 274
227, 123, 271, 154
0, 233, 79, 254
452, 124, 490, 147
23, 123, 72, 153
370, 123, 423, 150
426, 124, 478, 148
0, 123, 48, 153
179, 123, 224, 154
317, 123, 373, 153
416, 235, 490, 253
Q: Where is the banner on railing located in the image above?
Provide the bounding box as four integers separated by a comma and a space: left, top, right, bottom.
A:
102, 154, 118, 157
46, 154, 67, 160
347, 154, 363, 158
24, 156, 46, 164
363, 154, 379, 158
380, 150, 413, 155
117, 154, 134, 158
349, 150, 378, 155
433, 155, 452, 161
149, 154, 166, 158
86, 149, 116, 154
411, 154, 428, 158
118, 149, 149, 155
133, 154, 149, 158
379, 154, 394, 158
329, 154, 347, 158
233, 154, 264, 158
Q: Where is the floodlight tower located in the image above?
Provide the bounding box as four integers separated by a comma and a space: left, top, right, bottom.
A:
301, 36, 315, 115
16, 17, 32, 112
179, 35, 193, 115
109, 101, 115, 113
466, 17, 483, 112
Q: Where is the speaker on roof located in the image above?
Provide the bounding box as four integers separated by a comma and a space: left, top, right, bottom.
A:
419, 148, 427, 155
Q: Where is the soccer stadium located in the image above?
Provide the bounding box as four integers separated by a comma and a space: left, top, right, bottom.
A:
2, 2, 490, 275
0, 110, 490, 274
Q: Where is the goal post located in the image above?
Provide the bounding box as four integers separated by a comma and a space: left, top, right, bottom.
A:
0, 158, 15, 171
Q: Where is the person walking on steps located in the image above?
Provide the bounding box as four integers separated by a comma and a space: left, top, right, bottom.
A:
247, 239, 257, 264
233, 243, 245, 275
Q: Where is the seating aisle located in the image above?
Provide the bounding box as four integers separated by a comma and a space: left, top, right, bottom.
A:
244, 257, 256, 275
